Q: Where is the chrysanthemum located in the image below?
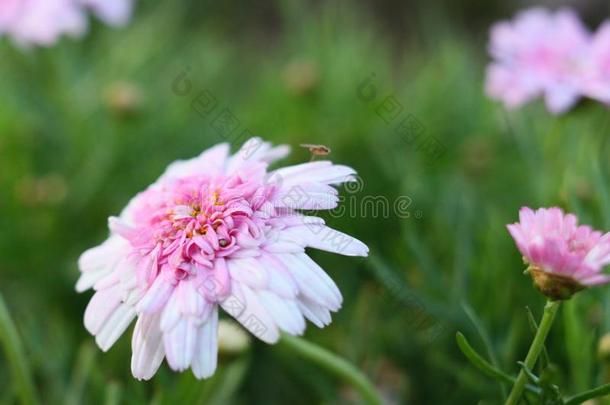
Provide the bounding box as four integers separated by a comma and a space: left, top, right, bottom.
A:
0, 0, 86, 47
80, 0, 134, 27
507, 207, 610, 300
0, 0, 134, 47
582, 22, 610, 105
485, 8, 591, 114
77, 138, 368, 380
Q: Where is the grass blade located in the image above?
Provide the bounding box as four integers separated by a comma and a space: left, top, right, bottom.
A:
65, 342, 96, 405
456, 332, 540, 396
0, 292, 39, 405
564, 382, 610, 405
462, 302, 505, 397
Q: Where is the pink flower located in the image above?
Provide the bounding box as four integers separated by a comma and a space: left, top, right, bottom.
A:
0, 0, 86, 47
581, 22, 610, 105
485, 8, 591, 114
0, 0, 134, 47
77, 138, 368, 380
80, 0, 134, 27
507, 207, 610, 299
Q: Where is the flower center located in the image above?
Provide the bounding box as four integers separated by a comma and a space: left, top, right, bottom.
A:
125, 173, 272, 285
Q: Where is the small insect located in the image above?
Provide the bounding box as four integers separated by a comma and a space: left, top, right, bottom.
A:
300, 143, 331, 156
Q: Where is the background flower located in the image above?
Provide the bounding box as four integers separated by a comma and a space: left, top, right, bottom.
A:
0, 0, 134, 47
486, 8, 591, 114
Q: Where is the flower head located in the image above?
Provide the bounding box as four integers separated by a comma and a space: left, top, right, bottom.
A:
485, 8, 591, 114
581, 22, 610, 105
77, 138, 368, 380
507, 207, 610, 300
0, 0, 134, 47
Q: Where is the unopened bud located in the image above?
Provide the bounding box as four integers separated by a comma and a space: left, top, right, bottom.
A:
218, 319, 250, 355
599, 333, 610, 361
105, 81, 142, 117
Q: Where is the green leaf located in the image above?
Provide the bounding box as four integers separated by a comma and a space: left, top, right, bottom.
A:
0, 292, 39, 405
525, 306, 550, 369
455, 332, 540, 396
462, 302, 505, 397
564, 382, 610, 405
65, 341, 96, 405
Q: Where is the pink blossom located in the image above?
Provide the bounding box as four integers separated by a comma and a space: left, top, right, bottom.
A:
0, 0, 134, 47
77, 138, 368, 380
485, 8, 591, 114
80, 0, 134, 27
582, 22, 610, 105
0, 0, 86, 47
507, 207, 610, 299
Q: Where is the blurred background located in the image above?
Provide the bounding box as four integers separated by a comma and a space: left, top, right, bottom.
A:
3, 0, 610, 403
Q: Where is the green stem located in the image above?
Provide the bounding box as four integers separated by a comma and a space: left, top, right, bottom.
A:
280, 334, 383, 405
505, 300, 560, 405
564, 382, 610, 405
0, 292, 39, 405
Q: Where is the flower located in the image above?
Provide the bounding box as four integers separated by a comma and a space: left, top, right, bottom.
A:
485, 8, 591, 114
80, 0, 134, 27
582, 22, 610, 105
0, 0, 86, 47
507, 207, 610, 300
77, 138, 368, 380
0, 0, 134, 47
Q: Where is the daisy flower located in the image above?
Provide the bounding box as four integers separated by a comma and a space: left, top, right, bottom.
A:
77, 138, 368, 380
0, 0, 86, 47
485, 8, 591, 114
582, 21, 610, 105
507, 207, 610, 299
0, 0, 134, 47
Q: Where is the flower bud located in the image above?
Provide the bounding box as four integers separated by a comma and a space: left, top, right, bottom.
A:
599, 333, 610, 361
526, 265, 584, 301
218, 320, 250, 355
105, 81, 142, 117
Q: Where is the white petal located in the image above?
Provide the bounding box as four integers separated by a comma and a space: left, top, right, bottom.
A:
76, 236, 127, 292
271, 161, 356, 186
92, 271, 120, 291
84, 288, 122, 335
76, 270, 110, 293
227, 137, 290, 173
131, 313, 165, 381
298, 296, 332, 328
191, 306, 219, 379
220, 282, 280, 344
295, 254, 342, 305
275, 254, 341, 311
95, 303, 136, 352
177, 280, 206, 318
279, 224, 369, 257
160, 289, 181, 333
258, 255, 298, 298
274, 254, 341, 311
227, 258, 269, 289
163, 317, 197, 371
78, 235, 126, 273
257, 291, 305, 335
158, 143, 230, 182
136, 276, 174, 314
262, 240, 305, 254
